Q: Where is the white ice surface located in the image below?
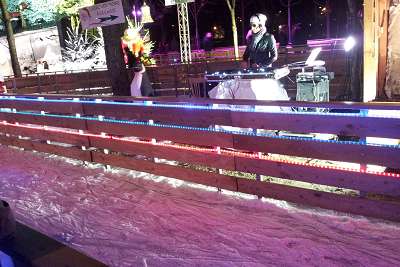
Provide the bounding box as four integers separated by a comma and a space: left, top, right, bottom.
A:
0, 145, 400, 267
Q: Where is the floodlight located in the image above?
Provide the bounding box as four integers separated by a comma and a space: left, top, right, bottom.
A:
344, 36, 356, 52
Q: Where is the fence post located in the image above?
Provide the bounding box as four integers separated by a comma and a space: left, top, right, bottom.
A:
55, 73, 60, 94
37, 73, 41, 94
87, 70, 91, 95
12, 77, 16, 93
174, 65, 179, 97
359, 108, 368, 197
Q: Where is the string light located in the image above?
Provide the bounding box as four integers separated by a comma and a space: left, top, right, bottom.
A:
1, 120, 399, 178
1, 96, 400, 118
0, 109, 399, 148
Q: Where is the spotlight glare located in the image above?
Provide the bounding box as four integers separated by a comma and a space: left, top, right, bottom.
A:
344, 36, 356, 52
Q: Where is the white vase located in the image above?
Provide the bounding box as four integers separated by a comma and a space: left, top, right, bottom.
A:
130, 65, 146, 97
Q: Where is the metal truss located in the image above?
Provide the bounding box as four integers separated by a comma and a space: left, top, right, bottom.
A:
177, 3, 191, 63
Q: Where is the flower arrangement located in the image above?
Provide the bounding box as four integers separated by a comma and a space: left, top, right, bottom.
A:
121, 17, 155, 66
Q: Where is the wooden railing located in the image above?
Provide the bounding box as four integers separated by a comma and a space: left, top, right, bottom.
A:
2, 61, 247, 96
0, 94, 399, 221
3, 70, 112, 95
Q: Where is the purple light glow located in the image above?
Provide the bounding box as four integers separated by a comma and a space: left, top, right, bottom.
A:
307, 38, 345, 47
131, 7, 142, 17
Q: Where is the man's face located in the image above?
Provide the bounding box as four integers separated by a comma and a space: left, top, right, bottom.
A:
250, 18, 261, 34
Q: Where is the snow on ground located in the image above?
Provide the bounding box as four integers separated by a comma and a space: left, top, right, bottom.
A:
0, 145, 400, 267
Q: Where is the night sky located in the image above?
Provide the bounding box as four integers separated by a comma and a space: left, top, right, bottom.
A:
139, 0, 358, 50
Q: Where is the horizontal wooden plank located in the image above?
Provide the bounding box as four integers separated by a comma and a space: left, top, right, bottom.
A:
53, 80, 111, 90
235, 156, 400, 197
0, 135, 91, 162
7, 71, 110, 90
0, 112, 87, 130
82, 103, 231, 127
106, 98, 396, 111
15, 87, 44, 94
54, 88, 112, 96
59, 72, 109, 83
237, 179, 400, 222
13, 77, 48, 88
0, 124, 90, 147
6, 95, 400, 111
231, 111, 400, 139
91, 151, 238, 191
13, 80, 111, 94
89, 136, 235, 170
233, 134, 400, 169
85, 120, 234, 147
0, 99, 84, 114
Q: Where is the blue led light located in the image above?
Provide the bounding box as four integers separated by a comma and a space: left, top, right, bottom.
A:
1, 96, 400, 119
1, 109, 399, 149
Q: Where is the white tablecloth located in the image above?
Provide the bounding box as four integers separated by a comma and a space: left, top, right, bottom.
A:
208, 78, 290, 133
208, 78, 290, 114
208, 78, 289, 102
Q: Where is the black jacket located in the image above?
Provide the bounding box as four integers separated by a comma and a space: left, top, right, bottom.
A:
243, 32, 278, 67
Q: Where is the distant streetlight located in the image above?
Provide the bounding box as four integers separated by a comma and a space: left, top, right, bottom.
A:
314, 0, 330, 38
280, 0, 301, 47
325, 0, 330, 38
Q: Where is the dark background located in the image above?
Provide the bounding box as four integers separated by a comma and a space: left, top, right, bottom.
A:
139, 0, 359, 51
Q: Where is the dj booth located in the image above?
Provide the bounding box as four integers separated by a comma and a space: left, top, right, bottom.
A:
203, 48, 333, 103
205, 68, 290, 102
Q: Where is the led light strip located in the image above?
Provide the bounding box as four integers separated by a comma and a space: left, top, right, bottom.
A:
1, 95, 399, 118
1, 109, 399, 148
1, 121, 399, 178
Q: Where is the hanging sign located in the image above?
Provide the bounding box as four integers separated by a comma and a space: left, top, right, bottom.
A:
79, 0, 125, 30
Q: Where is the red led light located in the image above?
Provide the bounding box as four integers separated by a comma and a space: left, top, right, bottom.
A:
1, 121, 399, 178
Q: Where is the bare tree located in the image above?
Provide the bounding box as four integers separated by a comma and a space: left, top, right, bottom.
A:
0, 0, 21, 77
346, 0, 363, 101
279, 0, 302, 45
188, 0, 213, 50
225, 0, 239, 58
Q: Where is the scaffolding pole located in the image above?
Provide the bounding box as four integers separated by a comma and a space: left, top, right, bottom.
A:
177, 3, 191, 63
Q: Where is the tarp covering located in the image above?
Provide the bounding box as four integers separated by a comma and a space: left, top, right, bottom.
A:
0, 145, 400, 266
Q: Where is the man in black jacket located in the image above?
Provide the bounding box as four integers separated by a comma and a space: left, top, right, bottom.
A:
243, 13, 278, 68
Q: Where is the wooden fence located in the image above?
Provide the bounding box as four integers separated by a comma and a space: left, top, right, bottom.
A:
3, 45, 347, 99
0, 94, 399, 221
3, 70, 112, 95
